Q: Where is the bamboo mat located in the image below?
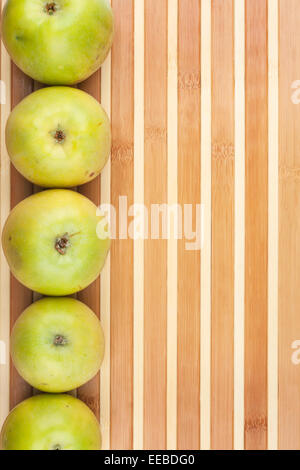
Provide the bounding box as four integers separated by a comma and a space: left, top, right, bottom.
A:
0, 0, 300, 451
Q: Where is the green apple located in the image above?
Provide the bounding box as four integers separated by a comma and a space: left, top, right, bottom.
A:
1, 0, 114, 85
6, 87, 111, 188
1, 394, 101, 450
2, 189, 110, 296
11, 297, 105, 393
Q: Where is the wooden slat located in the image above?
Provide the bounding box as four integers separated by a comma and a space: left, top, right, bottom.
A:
234, 0, 245, 450
166, 0, 178, 450
211, 0, 235, 450
200, 0, 211, 450
100, 49, 112, 450
268, 0, 278, 450
0, 0, 11, 426
133, 0, 144, 451
278, 0, 300, 450
77, 71, 102, 420
110, 0, 134, 449
9, 64, 33, 410
144, 0, 168, 450
244, 0, 268, 450
177, 0, 201, 451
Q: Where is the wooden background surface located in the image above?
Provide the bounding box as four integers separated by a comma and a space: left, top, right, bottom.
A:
0, 0, 300, 450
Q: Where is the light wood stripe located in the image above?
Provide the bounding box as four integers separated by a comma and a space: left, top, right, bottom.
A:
100, 48, 111, 450
278, 0, 300, 450
200, 0, 211, 451
0, 0, 11, 426
211, 0, 235, 450
177, 0, 201, 451
244, 0, 268, 450
234, 0, 245, 451
167, 0, 178, 451
144, 0, 168, 450
77, 71, 102, 419
268, 0, 279, 451
133, 0, 144, 451
110, 0, 134, 449
10, 64, 34, 410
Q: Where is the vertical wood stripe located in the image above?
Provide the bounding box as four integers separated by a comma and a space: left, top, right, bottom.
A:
245, 0, 268, 450
100, 46, 112, 449
144, 0, 168, 450
268, 0, 278, 451
77, 70, 102, 420
200, 0, 212, 451
133, 0, 144, 451
234, 0, 245, 451
110, 0, 134, 450
167, 0, 178, 451
211, 0, 235, 450
278, 0, 300, 450
177, 0, 201, 451
9, 64, 33, 410
0, 0, 10, 428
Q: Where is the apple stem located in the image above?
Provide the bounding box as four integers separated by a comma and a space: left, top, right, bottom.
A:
53, 335, 67, 346
54, 129, 65, 144
45, 2, 57, 15
52, 444, 62, 450
55, 234, 70, 255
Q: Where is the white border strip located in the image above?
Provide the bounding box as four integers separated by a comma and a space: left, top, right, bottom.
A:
167, 0, 178, 451
133, 0, 145, 451
100, 47, 112, 449
234, 0, 245, 450
0, 0, 11, 427
268, 0, 279, 451
200, 0, 211, 451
